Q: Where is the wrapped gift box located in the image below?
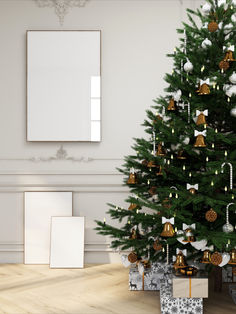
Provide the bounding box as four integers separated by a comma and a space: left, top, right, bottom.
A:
229, 285, 236, 305
129, 263, 172, 291
222, 266, 236, 283
160, 281, 203, 314
172, 274, 208, 298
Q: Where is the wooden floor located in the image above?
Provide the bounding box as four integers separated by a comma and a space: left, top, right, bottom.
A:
0, 264, 235, 314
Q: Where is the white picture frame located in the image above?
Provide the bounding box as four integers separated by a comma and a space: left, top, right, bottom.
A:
27, 30, 101, 142
24, 192, 73, 264
50, 217, 85, 268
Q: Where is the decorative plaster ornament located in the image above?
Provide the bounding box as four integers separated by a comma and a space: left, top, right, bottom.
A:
173, 90, 182, 102
229, 72, 236, 84
231, 107, 236, 117
191, 239, 207, 251
184, 59, 193, 73
226, 85, 236, 97
182, 136, 190, 145
34, 0, 88, 25
224, 23, 233, 34
202, 3, 211, 15
202, 38, 212, 49
219, 252, 230, 267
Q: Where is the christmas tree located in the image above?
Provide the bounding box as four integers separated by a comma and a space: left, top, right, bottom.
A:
96, 0, 236, 278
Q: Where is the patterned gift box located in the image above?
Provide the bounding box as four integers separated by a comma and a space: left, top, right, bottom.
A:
222, 266, 236, 283
160, 281, 203, 314
129, 263, 172, 291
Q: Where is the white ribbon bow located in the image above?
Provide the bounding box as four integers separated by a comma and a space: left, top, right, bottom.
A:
178, 103, 187, 110
196, 109, 208, 117
162, 217, 174, 225
224, 45, 234, 52
187, 183, 199, 191
183, 223, 196, 231
194, 130, 207, 137
200, 79, 210, 85
202, 245, 214, 252
176, 248, 187, 256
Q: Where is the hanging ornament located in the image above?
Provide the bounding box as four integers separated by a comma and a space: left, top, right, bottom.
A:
196, 109, 208, 126
211, 252, 223, 266
205, 208, 217, 222
223, 45, 236, 62
128, 252, 138, 264
219, 60, 230, 71
153, 240, 162, 251
229, 71, 236, 84
127, 169, 137, 184
128, 203, 138, 211
187, 183, 199, 194
168, 98, 177, 111
179, 266, 198, 276
160, 217, 175, 237
177, 150, 187, 160
173, 249, 188, 270
219, 252, 231, 267
200, 250, 212, 264
222, 203, 235, 233
233, 0, 236, 7
228, 249, 236, 265
130, 228, 137, 240
221, 162, 233, 190
197, 79, 210, 95
148, 186, 157, 196
218, 0, 227, 8
142, 160, 148, 167
182, 223, 196, 243
208, 21, 218, 32
201, 38, 212, 49
224, 23, 233, 34
176, 230, 187, 245
194, 130, 207, 147
231, 107, 236, 117
173, 90, 182, 102
156, 165, 163, 176
156, 142, 166, 156
184, 59, 193, 73
147, 160, 156, 168
162, 198, 171, 209
121, 255, 131, 268
226, 85, 236, 97
201, 3, 211, 15
232, 13, 236, 23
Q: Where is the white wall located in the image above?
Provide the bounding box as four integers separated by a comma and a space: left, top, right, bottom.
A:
0, 0, 201, 263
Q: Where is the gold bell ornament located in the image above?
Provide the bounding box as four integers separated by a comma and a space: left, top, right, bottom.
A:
197, 79, 210, 95
182, 223, 196, 243
173, 249, 188, 270
177, 150, 187, 160
194, 130, 207, 147
156, 165, 163, 176
156, 142, 166, 156
161, 217, 175, 237
224, 45, 236, 62
168, 98, 177, 111
127, 168, 137, 184
187, 183, 199, 195
128, 203, 138, 211
201, 250, 212, 264
196, 109, 208, 126
147, 160, 156, 168
228, 249, 236, 265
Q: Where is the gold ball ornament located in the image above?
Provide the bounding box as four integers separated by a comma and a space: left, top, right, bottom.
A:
205, 208, 217, 222
219, 60, 230, 71
208, 21, 218, 32
128, 252, 138, 263
211, 252, 223, 266
153, 241, 162, 251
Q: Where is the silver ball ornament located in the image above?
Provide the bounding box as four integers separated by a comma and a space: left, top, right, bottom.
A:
230, 107, 236, 117
184, 60, 193, 73
229, 72, 236, 84
222, 223, 234, 233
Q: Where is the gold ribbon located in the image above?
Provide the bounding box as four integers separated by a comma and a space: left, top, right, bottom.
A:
189, 277, 192, 298
142, 272, 145, 291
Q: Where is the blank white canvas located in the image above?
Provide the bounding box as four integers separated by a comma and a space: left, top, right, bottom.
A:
50, 217, 85, 268
24, 192, 72, 264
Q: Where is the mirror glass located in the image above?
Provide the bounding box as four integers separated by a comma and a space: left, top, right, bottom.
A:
27, 31, 101, 142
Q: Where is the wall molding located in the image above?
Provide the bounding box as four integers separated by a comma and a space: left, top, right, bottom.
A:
34, 0, 89, 25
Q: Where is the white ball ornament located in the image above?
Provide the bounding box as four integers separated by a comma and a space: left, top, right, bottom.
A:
184, 59, 193, 73
202, 3, 211, 15
232, 13, 236, 23
229, 72, 236, 84
223, 223, 234, 233
231, 107, 236, 117
202, 38, 212, 49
